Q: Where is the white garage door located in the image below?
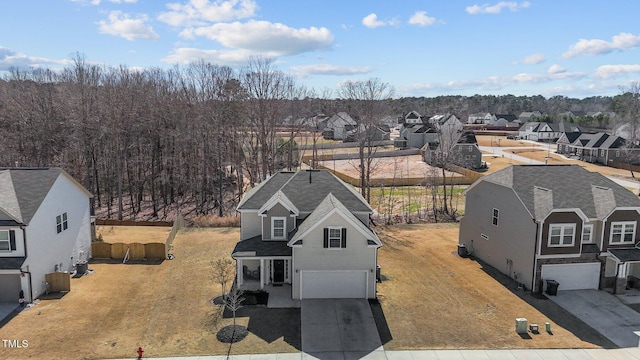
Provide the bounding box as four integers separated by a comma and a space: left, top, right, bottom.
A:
541, 263, 600, 291
301, 271, 367, 299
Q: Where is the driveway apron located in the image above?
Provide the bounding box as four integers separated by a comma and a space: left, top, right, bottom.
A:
547, 289, 640, 348
301, 299, 383, 358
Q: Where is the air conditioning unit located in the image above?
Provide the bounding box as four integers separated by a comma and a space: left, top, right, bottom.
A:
515, 318, 528, 334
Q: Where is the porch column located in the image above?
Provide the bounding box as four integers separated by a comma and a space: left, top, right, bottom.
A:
616, 262, 628, 295
236, 259, 243, 286
260, 258, 265, 290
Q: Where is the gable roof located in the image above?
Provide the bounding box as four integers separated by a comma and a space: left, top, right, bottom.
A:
288, 193, 381, 246
472, 165, 640, 221
0, 168, 91, 225
237, 169, 372, 213
326, 112, 357, 127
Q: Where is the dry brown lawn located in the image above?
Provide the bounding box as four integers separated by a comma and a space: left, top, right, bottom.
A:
319, 155, 463, 180
482, 153, 524, 174
376, 224, 613, 350
96, 225, 171, 244
0, 225, 615, 359
0, 227, 299, 360
477, 135, 532, 148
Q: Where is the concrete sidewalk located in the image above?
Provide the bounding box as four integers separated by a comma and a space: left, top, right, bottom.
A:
110, 348, 640, 359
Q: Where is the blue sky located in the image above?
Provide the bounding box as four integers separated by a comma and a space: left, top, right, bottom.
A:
2, 0, 640, 98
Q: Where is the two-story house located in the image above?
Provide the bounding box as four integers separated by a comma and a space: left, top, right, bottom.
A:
459, 164, 640, 294
0, 168, 93, 304
232, 169, 382, 299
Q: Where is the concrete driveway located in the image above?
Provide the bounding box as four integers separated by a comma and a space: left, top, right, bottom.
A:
0, 303, 19, 324
547, 289, 640, 348
301, 299, 383, 359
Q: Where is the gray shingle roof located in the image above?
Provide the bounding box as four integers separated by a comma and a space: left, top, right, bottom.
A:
479, 165, 640, 220
238, 170, 372, 214
0, 168, 64, 224
609, 248, 640, 262
232, 235, 292, 257
0, 257, 26, 270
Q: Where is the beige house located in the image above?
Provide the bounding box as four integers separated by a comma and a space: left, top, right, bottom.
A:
233, 169, 382, 299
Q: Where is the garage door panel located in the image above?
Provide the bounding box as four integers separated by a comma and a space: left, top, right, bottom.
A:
541, 263, 600, 291
301, 271, 367, 299
0, 275, 21, 302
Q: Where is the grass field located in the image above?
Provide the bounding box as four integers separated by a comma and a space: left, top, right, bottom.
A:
96, 225, 171, 244
0, 225, 613, 360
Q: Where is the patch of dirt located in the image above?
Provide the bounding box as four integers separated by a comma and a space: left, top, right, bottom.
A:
319, 155, 463, 180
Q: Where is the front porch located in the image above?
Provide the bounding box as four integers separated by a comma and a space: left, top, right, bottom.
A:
606, 248, 640, 294
235, 257, 293, 290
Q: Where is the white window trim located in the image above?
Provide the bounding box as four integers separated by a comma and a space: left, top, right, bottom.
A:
271, 216, 286, 240
0, 230, 10, 252
492, 208, 499, 227
548, 223, 576, 247
582, 224, 594, 244
610, 221, 636, 244
327, 226, 343, 250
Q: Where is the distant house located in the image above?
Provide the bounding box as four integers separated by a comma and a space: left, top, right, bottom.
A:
613, 122, 640, 144
518, 111, 542, 123
421, 131, 483, 170
343, 124, 390, 143
560, 132, 640, 165
395, 123, 439, 149
0, 168, 93, 304
233, 169, 382, 299
321, 112, 357, 140
468, 113, 495, 125
459, 164, 640, 294
493, 114, 519, 128
428, 114, 464, 134
518, 121, 582, 142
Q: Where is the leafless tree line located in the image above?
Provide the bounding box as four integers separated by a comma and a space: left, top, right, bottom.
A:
0, 55, 325, 220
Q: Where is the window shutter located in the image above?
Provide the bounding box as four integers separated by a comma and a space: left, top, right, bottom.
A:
341, 228, 347, 248
9, 230, 16, 251
323, 228, 328, 248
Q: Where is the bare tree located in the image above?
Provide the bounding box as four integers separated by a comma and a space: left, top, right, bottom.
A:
225, 286, 245, 326
211, 257, 235, 298
337, 78, 394, 202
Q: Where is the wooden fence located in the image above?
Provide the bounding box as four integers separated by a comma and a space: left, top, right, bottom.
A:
91, 214, 185, 261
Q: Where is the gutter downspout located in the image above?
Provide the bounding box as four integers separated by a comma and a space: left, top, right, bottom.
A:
532, 219, 540, 293
20, 226, 33, 303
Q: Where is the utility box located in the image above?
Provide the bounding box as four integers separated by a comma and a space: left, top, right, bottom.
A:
457, 244, 468, 258
515, 318, 528, 334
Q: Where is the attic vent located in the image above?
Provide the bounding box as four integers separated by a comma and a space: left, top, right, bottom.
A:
534, 186, 551, 192
594, 185, 610, 191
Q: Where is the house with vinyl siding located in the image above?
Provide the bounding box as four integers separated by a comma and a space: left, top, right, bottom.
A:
459, 164, 640, 294
232, 169, 382, 299
0, 168, 92, 304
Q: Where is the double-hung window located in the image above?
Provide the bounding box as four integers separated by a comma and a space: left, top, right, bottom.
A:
0, 230, 10, 251
610, 221, 636, 244
549, 224, 576, 247
582, 224, 594, 243
328, 227, 342, 248
271, 217, 286, 240
56, 213, 68, 234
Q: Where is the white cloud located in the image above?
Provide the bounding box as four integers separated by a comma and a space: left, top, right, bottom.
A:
290, 64, 375, 77
71, 0, 137, 4
466, 1, 530, 15
514, 53, 545, 65
562, 32, 640, 59
162, 47, 257, 66
158, 0, 257, 27
187, 20, 333, 56
594, 64, 640, 79
0, 47, 70, 71
362, 13, 388, 29
408, 11, 436, 27
548, 64, 565, 74
97, 11, 159, 41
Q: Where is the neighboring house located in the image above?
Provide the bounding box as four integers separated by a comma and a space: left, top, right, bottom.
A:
561, 132, 640, 165
518, 111, 542, 123
0, 168, 93, 303
343, 124, 390, 143
556, 132, 583, 154
613, 122, 640, 144
402, 111, 424, 125
468, 112, 495, 125
428, 114, 464, 134
421, 131, 483, 170
459, 164, 640, 294
232, 169, 382, 299
321, 112, 358, 140
395, 123, 439, 149
518, 121, 582, 142
493, 114, 519, 128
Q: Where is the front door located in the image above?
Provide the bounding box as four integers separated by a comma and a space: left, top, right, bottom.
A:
273, 260, 285, 283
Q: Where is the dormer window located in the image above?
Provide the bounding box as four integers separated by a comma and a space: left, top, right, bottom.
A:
271, 217, 286, 240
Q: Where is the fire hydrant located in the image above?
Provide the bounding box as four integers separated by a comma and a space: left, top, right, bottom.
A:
137, 347, 144, 359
